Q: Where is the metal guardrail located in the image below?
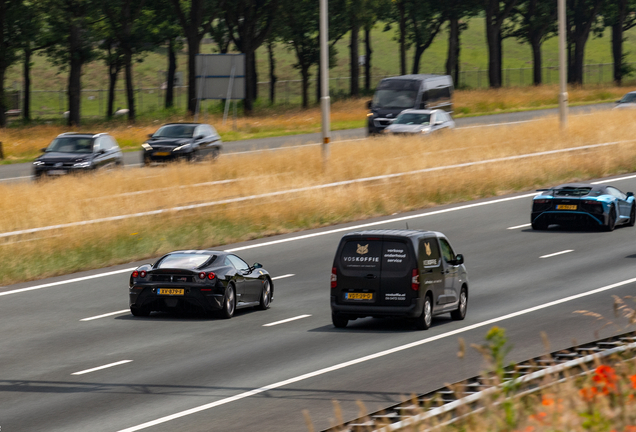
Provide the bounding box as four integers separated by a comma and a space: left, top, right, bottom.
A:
323, 330, 636, 432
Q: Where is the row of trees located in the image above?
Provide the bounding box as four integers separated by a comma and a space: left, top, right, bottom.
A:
0, 0, 634, 127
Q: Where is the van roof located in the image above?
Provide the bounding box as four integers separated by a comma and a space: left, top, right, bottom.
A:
342, 229, 442, 238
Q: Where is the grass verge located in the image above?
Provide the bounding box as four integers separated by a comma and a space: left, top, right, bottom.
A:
3, 107, 636, 285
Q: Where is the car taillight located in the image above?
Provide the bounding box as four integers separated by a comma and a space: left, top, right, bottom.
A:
331, 267, 337, 288
534, 199, 547, 204
139, 271, 147, 278
584, 200, 596, 205
132, 270, 139, 278
207, 272, 216, 280
411, 268, 420, 291
198, 272, 206, 279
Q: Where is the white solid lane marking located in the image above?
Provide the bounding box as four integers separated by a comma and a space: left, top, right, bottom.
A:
80, 309, 129, 321
263, 314, 311, 327
507, 223, 532, 230
591, 174, 636, 184
540, 249, 574, 259
71, 360, 132, 376
116, 276, 636, 432
0, 267, 136, 297
272, 274, 294, 280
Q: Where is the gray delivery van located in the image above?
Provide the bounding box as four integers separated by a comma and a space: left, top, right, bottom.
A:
330, 230, 468, 330
367, 74, 453, 135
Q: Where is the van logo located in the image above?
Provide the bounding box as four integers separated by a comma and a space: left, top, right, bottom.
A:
357, 244, 369, 255
424, 242, 432, 256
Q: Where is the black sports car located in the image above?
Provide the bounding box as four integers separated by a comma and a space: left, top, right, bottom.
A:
32, 132, 123, 178
129, 250, 273, 318
141, 123, 222, 165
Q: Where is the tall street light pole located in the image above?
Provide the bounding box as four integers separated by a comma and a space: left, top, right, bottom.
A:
320, 0, 331, 168
558, 0, 568, 129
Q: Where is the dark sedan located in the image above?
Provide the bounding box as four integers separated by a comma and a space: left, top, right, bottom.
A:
32, 132, 123, 178
129, 250, 273, 318
531, 183, 635, 231
142, 123, 222, 165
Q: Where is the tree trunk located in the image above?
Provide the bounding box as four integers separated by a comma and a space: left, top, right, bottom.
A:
531, 37, 542, 85
364, 27, 372, 91
251, 50, 258, 100
23, 46, 31, 122
411, 45, 424, 74
301, 66, 309, 108
612, 22, 623, 85
398, 2, 406, 75
350, 22, 359, 97
124, 50, 136, 122
316, 64, 321, 103
446, 18, 459, 82
572, 35, 586, 84
68, 24, 82, 126
0, 66, 6, 127
485, 18, 501, 88
268, 41, 276, 104
166, 38, 176, 108
186, 35, 201, 115
244, 43, 255, 113
107, 61, 118, 119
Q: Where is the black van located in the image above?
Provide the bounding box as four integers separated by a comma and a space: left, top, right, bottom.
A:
330, 230, 468, 330
367, 74, 454, 135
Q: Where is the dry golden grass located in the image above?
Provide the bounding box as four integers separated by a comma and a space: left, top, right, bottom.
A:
3, 106, 636, 284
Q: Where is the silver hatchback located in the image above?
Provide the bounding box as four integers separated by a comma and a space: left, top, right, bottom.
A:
383, 109, 455, 135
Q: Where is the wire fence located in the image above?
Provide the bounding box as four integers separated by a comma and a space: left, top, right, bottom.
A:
4, 62, 632, 119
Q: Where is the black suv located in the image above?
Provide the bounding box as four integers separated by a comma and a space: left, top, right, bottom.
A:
330, 229, 469, 330
32, 132, 123, 178
141, 123, 223, 165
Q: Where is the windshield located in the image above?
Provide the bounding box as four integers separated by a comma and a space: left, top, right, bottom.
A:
620, 93, 636, 103
153, 125, 196, 139
46, 137, 94, 154
394, 113, 430, 125
372, 79, 420, 109
156, 253, 215, 269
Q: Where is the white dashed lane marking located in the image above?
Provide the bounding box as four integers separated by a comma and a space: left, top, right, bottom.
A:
263, 314, 312, 327
540, 250, 574, 259
71, 360, 133, 376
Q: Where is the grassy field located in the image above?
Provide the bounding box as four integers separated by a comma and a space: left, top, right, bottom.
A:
2, 107, 636, 285
3, 16, 636, 117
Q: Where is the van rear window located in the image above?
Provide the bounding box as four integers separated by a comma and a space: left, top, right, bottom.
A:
382, 241, 410, 270
340, 240, 382, 269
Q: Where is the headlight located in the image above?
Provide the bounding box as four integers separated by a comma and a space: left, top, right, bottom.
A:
73, 161, 91, 168
141, 143, 153, 151
173, 144, 191, 152
420, 128, 432, 134
32, 161, 45, 166
382, 129, 390, 134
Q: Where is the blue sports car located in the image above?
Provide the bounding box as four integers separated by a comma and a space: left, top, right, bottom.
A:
531, 183, 635, 231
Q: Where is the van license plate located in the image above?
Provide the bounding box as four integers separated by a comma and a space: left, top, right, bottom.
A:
346, 292, 373, 300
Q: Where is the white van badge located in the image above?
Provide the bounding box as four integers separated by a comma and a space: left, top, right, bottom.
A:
357, 244, 369, 255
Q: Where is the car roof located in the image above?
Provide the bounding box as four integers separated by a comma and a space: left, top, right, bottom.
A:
159, 123, 205, 127
168, 250, 225, 255
342, 229, 443, 239
552, 183, 603, 190
57, 132, 103, 138
398, 109, 436, 115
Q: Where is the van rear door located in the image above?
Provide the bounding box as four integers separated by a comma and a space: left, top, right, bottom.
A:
336, 237, 382, 303
378, 239, 415, 306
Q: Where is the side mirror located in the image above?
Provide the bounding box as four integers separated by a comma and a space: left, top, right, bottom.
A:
627, 192, 634, 198
366, 100, 372, 109
617, 100, 622, 104
454, 254, 464, 265
147, 134, 154, 139
253, 263, 263, 269
435, 121, 443, 126
40, 147, 47, 152
419, 101, 427, 109
195, 134, 205, 140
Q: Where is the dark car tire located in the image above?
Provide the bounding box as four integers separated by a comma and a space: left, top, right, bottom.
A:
188, 150, 201, 163
629, 204, 636, 227
415, 294, 433, 330
210, 147, 221, 160
256, 278, 272, 310
130, 306, 150, 317
450, 287, 468, 321
605, 207, 617, 231
332, 313, 349, 328
220, 285, 236, 319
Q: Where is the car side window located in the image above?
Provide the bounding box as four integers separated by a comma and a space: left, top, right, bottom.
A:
227, 255, 249, 271
109, 136, 120, 150
607, 187, 626, 200
439, 238, 456, 263
194, 126, 204, 138
208, 125, 218, 136
93, 138, 101, 152
101, 136, 113, 151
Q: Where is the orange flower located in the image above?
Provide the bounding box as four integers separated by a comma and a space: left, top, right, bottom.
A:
630, 374, 636, 390
580, 386, 599, 401
592, 365, 618, 394
541, 395, 554, 406
624, 427, 636, 432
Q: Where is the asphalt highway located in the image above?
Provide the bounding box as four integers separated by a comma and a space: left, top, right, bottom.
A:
0, 102, 612, 182
3, 170, 636, 431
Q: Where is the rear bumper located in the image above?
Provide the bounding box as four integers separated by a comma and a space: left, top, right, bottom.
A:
532, 211, 604, 226
331, 296, 422, 318
130, 286, 224, 313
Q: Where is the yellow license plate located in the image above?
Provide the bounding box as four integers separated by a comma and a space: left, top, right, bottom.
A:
158, 288, 184, 296
154, 152, 170, 156
346, 292, 373, 300
556, 204, 577, 210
